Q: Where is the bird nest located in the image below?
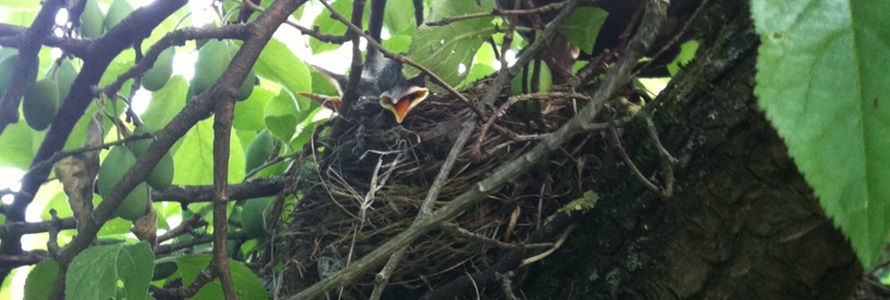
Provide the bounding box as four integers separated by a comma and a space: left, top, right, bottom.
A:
272, 80, 614, 298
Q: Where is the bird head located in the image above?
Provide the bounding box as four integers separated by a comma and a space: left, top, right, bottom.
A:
379, 83, 429, 124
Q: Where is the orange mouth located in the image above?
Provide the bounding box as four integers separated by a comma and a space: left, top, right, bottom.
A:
379, 87, 429, 123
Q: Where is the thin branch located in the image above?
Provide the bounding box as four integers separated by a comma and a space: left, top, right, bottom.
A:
152, 177, 287, 204
157, 213, 206, 243
608, 125, 662, 194
102, 25, 252, 98
210, 69, 238, 300
327, 0, 367, 118
21, 133, 152, 183
149, 267, 216, 299
442, 222, 553, 250
0, 24, 92, 57
0, 218, 78, 239
155, 233, 247, 255
0, 250, 49, 269
241, 0, 349, 44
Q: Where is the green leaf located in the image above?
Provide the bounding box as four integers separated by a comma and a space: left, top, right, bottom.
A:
667, 41, 698, 76
0, 118, 38, 169
752, 0, 890, 268
406, 0, 496, 89
255, 38, 311, 111
25, 259, 58, 300
384, 0, 417, 36
175, 255, 268, 300
1, 268, 17, 300
234, 86, 275, 131
558, 7, 608, 55
141, 75, 187, 129
264, 90, 298, 143
172, 118, 245, 185
382, 34, 412, 54
65, 242, 154, 300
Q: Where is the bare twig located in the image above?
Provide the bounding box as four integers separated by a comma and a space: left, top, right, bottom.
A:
152, 177, 286, 205
643, 113, 676, 197
21, 133, 152, 182
46, 210, 62, 258
149, 267, 216, 299
442, 222, 553, 250
241, 0, 350, 44
608, 115, 674, 198
608, 125, 662, 194
102, 25, 252, 97
520, 223, 577, 266
210, 62, 238, 300
0, 218, 78, 239
157, 213, 206, 243
0, 250, 49, 269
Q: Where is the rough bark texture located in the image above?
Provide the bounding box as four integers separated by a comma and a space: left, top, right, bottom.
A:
523, 1, 862, 299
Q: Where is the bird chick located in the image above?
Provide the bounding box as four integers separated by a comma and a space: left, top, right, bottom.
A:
302, 49, 429, 124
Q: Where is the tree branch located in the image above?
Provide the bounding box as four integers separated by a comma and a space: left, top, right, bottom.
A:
152, 177, 286, 204
210, 63, 238, 300
0, 24, 92, 57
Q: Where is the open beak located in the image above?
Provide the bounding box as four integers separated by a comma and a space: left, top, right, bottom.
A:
379, 85, 429, 123
298, 92, 341, 110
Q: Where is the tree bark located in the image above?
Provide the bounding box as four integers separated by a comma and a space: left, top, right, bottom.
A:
522, 1, 862, 299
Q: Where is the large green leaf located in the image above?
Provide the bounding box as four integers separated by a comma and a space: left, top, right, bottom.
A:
171, 118, 245, 185
405, 0, 496, 89
24, 259, 58, 300
0, 118, 38, 169
255, 38, 312, 111
558, 7, 608, 55
384, 0, 417, 36
752, 0, 890, 268
65, 242, 154, 300
175, 254, 268, 300
234, 86, 275, 131
264, 90, 298, 143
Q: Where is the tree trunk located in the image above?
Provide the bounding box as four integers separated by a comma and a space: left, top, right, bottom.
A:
522, 1, 862, 299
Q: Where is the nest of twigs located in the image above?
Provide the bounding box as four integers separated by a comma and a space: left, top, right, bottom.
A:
271, 78, 626, 298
